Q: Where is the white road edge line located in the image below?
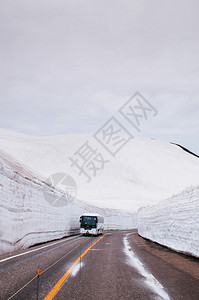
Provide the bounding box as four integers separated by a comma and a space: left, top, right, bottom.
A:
123, 234, 171, 300
7, 242, 81, 300
0, 235, 80, 264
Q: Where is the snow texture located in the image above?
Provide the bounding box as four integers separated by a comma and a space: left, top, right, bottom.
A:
1, 128, 199, 255
138, 186, 199, 258
0, 129, 199, 212
0, 150, 136, 254
71, 262, 84, 277
124, 234, 170, 300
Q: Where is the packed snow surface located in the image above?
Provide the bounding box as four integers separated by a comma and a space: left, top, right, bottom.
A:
124, 234, 170, 300
0, 150, 136, 254
138, 186, 199, 258
0, 129, 199, 211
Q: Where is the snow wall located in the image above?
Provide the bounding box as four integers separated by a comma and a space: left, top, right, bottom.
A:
0, 151, 136, 255
138, 186, 199, 258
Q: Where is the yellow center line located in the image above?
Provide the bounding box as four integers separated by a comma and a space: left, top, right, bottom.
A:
7, 237, 87, 300
44, 234, 105, 300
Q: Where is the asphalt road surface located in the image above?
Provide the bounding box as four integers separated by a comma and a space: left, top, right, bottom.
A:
0, 230, 199, 300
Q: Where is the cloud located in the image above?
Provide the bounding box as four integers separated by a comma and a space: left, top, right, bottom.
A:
0, 0, 198, 154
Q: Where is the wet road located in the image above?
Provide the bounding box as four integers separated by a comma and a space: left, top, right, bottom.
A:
0, 230, 199, 300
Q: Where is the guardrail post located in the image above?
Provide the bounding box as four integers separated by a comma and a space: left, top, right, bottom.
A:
80, 241, 82, 280
36, 266, 40, 300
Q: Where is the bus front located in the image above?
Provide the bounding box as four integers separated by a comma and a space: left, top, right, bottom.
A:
80, 215, 98, 235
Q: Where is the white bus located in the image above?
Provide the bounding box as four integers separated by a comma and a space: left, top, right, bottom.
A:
80, 213, 104, 235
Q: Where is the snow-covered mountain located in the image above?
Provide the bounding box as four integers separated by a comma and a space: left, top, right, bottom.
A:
0, 128, 199, 212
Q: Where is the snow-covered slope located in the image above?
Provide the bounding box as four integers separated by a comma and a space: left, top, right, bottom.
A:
0, 128, 199, 211
0, 150, 136, 254
137, 185, 199, 258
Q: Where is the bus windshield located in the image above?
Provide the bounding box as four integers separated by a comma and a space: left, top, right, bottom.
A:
80, 216, 97, 228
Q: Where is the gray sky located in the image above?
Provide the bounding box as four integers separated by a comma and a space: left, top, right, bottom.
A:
0, 0, 199, 154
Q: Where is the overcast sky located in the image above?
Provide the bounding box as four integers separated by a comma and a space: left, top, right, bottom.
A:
0, 0, 198, 154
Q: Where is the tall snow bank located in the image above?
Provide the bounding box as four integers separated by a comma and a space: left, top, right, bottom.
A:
138, 186, 199, 258
0, 150, 136, 255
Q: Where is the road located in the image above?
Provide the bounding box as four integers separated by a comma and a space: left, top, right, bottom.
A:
0, 230, 199, 300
